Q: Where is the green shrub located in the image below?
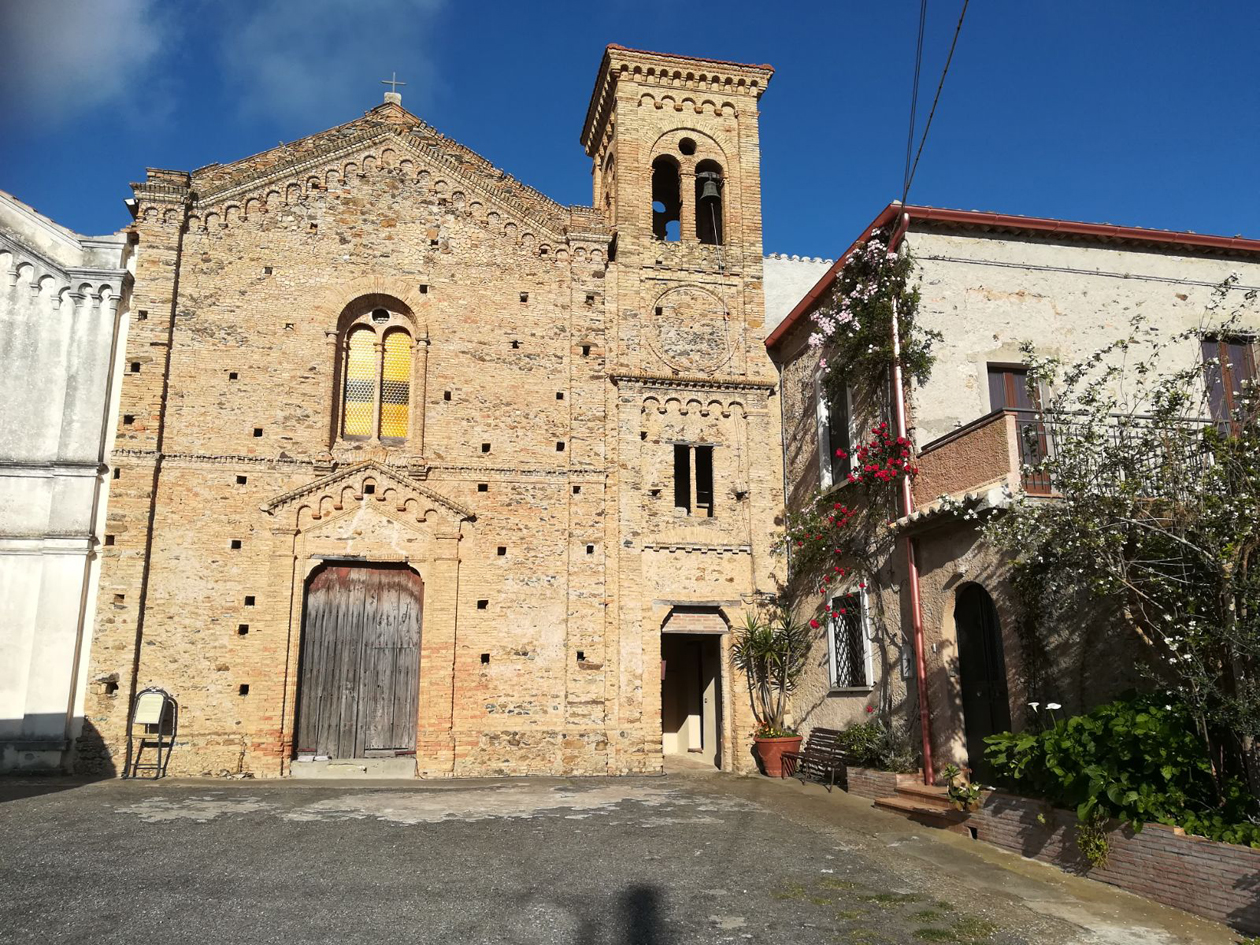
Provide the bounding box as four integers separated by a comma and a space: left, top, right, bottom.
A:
837, 719, 919, 774
984, 693, 1260, 848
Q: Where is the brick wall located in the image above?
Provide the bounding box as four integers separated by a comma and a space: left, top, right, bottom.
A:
842, 766, 900, 800
972, 791, 1260, 934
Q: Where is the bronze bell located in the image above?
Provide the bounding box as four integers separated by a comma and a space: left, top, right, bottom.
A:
697, 171, 722, 202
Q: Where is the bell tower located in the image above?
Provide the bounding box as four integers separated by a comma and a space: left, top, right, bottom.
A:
582, 46, 774, 354
580, 46, 782, 774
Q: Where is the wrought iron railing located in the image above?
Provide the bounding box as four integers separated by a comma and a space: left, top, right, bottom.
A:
1008, 409, 1217, 497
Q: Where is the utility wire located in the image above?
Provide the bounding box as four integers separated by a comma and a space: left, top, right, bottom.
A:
901, 0, 929, 203
902, 0, 971, 206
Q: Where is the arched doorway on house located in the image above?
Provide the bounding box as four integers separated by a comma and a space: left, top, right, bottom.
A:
660, 607, 725, 769
953, 583, 1011, 784
294, 562, 423, 761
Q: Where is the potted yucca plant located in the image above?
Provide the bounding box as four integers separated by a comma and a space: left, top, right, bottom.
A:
731, 606, 811, 777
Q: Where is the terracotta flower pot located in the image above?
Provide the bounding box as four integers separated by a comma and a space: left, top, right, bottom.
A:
754, 735, 803, 778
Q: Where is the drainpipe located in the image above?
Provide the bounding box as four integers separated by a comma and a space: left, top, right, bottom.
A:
887, 208, 935, 785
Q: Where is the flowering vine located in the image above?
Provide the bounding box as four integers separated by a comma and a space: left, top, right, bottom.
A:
807, 229, 939, 407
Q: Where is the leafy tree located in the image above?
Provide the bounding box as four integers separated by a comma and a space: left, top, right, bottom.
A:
986, 277, 1260, 797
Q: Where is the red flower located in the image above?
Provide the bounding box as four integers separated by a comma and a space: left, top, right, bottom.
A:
809, 619, 820, 629
865, 705, 875, 714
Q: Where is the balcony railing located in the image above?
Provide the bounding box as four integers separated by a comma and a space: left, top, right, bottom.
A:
913, 409, 1217, 506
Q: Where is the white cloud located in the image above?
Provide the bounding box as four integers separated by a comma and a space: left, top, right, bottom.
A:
217, 0, 446, 124
0, 0, 174, 128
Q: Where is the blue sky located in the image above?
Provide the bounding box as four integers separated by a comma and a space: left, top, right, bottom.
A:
2, 1, 1257, 258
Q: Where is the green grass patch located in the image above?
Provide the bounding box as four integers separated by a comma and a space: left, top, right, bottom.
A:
818, 877, 858, 890
771, 882, 808, 901
858, 891, 924, 905
952, 915, 998, 939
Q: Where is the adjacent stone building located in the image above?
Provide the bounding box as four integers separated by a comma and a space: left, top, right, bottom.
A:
0, 189, 131, 772
769, 202, 1260, 779
80, 45, 785, 778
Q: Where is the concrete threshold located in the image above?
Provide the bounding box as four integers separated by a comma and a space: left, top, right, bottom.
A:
289, 757, 417, 779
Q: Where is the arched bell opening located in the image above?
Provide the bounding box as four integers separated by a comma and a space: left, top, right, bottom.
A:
651, 155, 682, 242
694, 159, 724, 245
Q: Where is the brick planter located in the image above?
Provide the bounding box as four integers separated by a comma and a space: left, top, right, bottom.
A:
842, 765, 901, 799
970, 790, 1260, 934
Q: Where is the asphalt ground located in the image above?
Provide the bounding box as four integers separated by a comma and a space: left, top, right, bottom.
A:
0, 770, 1237, 945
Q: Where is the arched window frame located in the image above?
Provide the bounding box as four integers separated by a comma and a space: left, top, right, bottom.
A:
335, 306, 415, 444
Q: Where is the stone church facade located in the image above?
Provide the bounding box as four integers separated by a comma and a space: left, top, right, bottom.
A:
80, 46, 784, 777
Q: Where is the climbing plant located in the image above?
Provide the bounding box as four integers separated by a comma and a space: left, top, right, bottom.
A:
778, 229, 939, 734
984, 278, 1260, 799
807, 228, 939, 407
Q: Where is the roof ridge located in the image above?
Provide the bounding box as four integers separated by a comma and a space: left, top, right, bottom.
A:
764, 201, 1260, 350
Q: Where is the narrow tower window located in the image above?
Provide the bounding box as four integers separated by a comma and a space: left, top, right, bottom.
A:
651, 155, 681, 242
694, 445, 714, 517
673, 444, 691, 513
673, 444, 716, 517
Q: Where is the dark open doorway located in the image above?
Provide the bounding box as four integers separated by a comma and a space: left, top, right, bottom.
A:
661, 633, 722, 769
953, 583, 1011, 784
294, 563, 423, 760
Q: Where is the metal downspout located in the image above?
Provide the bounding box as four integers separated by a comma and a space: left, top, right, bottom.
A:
887, 209, 935, 785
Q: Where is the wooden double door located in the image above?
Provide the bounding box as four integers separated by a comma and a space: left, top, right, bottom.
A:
295, 564, 423, 759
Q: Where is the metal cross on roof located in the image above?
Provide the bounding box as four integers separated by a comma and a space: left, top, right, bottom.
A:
381, 72, 406, 94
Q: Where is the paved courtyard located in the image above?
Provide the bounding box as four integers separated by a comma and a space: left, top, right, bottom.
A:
0, 769, 1237, 945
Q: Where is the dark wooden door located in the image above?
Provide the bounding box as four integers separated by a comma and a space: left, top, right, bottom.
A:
954, 584, 1011, 784
295, 565, 422, 759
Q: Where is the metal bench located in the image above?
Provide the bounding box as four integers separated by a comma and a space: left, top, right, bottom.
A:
780, 727, 846, 791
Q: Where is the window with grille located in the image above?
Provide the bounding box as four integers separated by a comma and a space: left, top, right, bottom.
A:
337, 307, 413, 442
827, 591, 869, 689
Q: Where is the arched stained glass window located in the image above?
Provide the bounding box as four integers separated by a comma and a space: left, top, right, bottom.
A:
380, 330, 411, 440
342, 328, 376, 438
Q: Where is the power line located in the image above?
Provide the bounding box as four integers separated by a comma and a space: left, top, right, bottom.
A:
902, 0, 971, 205
901, 0, 929, 204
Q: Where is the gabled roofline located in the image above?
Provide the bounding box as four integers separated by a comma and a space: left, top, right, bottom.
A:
765, 202, 1260, 351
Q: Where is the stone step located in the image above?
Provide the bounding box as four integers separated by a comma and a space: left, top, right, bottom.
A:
290, 757, 416, 779
873, 795, 973, 835
894, 781, 952, 806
